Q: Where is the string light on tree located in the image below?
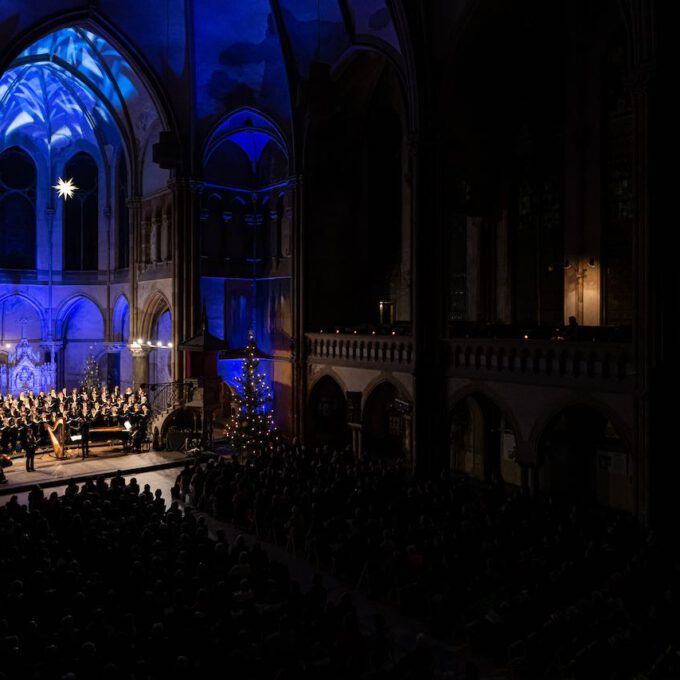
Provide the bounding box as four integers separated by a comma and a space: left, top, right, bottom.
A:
52, 177, 78, 200
80, 351, 103, 392
224, 330, 280, 457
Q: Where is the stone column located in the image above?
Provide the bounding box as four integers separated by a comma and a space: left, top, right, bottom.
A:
466, 216, 483, 321
170, 179, 203, 382
161, 211, 171, 261
496, 205, 512, 323
349, 423, 362, 459
131, 346, 151, 389
128, 197, 142, 340
627, 2, 655, 523
289, 176, 305, 440
141, 217, 151, 264
150, 217, 160, 263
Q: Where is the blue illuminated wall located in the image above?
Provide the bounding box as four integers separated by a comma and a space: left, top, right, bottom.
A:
199, 107, 293, 426
0, 26, 159, 390
0, 3, 406, 427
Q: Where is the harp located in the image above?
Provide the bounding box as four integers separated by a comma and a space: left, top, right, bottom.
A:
46, 418, 65, 458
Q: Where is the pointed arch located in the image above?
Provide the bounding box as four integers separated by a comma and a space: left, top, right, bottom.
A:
0, 146, 36, 270
112, 294, 130, 343
57, 294, 105, 388
0, 293, 46, 343
0, 20, 177, 194
139, 291, 172, 341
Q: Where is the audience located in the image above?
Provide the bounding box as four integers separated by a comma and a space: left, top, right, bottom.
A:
2, 441, 675, 679
183, 445, 678, 680
0, 469, 446, 680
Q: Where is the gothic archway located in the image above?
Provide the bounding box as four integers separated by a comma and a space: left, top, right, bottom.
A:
537, 404, 632, 510
307, 374, 348, 449
449, 393, 521, 485
59, 296, 105, 388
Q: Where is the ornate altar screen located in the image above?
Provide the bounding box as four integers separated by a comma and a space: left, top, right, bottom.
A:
0, 332, 56, 394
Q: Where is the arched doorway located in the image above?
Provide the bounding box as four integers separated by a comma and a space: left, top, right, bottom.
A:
149, 309, 172, 384
60, 297, 105, 388
449, 394, 521, 485
112, 295, 132, 390
538, 405, 632, 509
307, 375, 347, 449
362, 382, 405, 460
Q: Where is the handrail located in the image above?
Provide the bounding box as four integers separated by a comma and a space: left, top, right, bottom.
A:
146, 380, 196, 413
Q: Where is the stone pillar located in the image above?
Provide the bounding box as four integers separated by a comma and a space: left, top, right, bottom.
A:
150, 218, 160, 263
396, 133, 413, 322
131, 346, 151, 389
290, 176, 305, 441
496, 206, 512, 323
128, 197, 142, 340
349, 423, 362, 459
626, 1, 656, 523
170, 179, 203, 382
466, 216, 483, 321
161, 211, 171, 261
141, 217, 151, 264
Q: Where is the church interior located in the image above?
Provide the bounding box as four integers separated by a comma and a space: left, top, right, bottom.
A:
0, 0, 671, 678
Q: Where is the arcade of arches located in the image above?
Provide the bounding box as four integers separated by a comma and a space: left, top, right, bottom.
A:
0, 0, 666, 520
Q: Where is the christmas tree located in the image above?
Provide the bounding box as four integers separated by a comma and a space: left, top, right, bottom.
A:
80, 352, 104, 393
224, 331, 279, 457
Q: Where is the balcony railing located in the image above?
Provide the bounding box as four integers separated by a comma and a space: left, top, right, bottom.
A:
448, 337, 633, 389
306, 333, 414, 370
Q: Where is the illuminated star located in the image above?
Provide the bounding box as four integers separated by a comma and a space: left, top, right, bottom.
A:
52, 177, 78, 200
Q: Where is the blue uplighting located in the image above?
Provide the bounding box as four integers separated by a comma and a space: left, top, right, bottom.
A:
0, 27, 144, 155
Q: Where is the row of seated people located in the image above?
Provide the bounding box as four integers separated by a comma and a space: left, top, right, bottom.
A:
174, 445, 678, 680
0, 473, 455, 680
0, 386, 150, 455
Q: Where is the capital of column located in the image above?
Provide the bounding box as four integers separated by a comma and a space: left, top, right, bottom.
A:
128, 343, 153, 358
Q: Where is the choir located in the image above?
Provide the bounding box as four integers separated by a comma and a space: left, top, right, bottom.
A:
0, 386, 151, 464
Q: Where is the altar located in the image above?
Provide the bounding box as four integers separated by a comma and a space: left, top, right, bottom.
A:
0, 334, 56, 395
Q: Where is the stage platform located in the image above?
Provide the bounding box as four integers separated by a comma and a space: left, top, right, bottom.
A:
1, 448, 189, 496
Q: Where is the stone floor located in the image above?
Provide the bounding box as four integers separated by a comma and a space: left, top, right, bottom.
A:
0, 446, 188, 496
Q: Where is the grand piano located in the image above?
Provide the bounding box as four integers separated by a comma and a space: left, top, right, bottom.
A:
88, 425, 131, 450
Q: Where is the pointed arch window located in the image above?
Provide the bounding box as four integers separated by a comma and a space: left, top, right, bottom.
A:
63, 152, 98, 271
0, 147, 36, 270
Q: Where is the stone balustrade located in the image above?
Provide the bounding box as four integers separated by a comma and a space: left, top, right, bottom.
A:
306, 333, 414, 370
447, 337, 633, 389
